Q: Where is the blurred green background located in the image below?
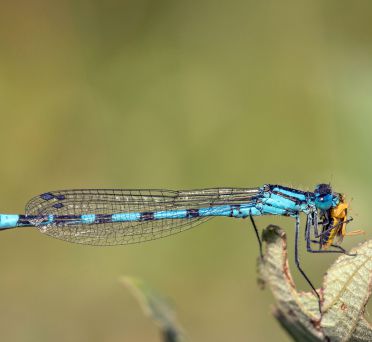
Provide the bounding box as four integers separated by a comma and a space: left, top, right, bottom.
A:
1, 1, 371, 341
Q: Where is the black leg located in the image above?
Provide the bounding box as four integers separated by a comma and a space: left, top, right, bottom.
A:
307, 246, 346, 254
317, 210, 330, 229
249, 215, 263, 259
313, 210, 320, 237
310, 240, 347, 253
313, 217, 354, 239
294, 215, 321, 310
309, 240, 356, 256
313, 222, 337, 240
305, 214, 312, 251
295, 215, 320, 299
311, 211, 323, 250
314, 209, 327, 247
306, 215, 348, 254
304, 213, 310, 240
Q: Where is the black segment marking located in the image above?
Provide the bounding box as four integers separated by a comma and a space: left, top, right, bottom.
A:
229, 205, 241, 217
53, 220, 73, 226
54, 215, 82, 220
284, 185, 307, 195
186, 209, 200, 218
95, 214, 113, 223
56, 195, 66, 200
22, 215, 39, 220
268, 184, 311, 197
271, 190, 302, 205
141, 212, 155, 221
52, 203, 64, 209
18, 215, 49, 225
40, 193, 55, 201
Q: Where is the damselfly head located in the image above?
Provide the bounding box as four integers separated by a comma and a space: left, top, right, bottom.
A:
314, 183, 333, 210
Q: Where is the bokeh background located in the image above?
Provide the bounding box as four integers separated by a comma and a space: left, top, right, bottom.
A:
1, 1, 371, 341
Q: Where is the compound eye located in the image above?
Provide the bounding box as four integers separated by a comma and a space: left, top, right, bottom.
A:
320, 197, 324, 201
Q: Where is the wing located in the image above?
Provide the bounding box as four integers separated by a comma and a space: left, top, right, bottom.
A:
25, 187, 260, 246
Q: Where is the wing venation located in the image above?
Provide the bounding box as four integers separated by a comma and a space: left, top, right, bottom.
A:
25, 188, 260, 245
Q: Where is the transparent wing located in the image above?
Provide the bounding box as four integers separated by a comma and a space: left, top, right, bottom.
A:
25, 187, 260, 246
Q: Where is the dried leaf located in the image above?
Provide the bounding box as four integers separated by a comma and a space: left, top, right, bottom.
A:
258, 225, 372, 342
321, 240, 372, 341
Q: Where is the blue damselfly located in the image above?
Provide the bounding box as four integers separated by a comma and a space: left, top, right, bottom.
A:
0, 184, 363, 307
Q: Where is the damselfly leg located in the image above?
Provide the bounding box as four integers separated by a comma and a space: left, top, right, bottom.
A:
294, 215, 321, 305
305, 215, 346, 254
307, 211, 356, 255
249, 215, 263, 258
309, 240, 348, 253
